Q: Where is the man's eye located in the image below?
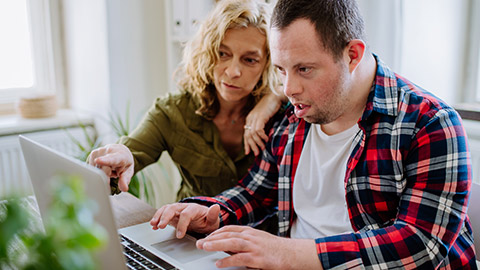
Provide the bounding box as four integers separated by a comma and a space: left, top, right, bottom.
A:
299, 67, 311, 73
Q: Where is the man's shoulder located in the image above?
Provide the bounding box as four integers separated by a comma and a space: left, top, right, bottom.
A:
396, 76, 457, 120
370, 55, 456, 120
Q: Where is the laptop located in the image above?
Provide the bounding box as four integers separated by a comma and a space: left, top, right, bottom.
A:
19, 135, 245, 270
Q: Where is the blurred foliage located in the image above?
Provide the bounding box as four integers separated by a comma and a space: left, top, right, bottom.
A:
64, 121, 102, 162
0, 175, 106, 270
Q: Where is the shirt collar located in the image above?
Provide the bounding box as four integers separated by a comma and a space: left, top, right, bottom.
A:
361, 54, 399, 121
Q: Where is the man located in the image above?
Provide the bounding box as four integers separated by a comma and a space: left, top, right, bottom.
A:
150, 0, 477, 269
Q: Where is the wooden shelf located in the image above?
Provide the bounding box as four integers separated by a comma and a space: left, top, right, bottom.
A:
455, 103, 480, 121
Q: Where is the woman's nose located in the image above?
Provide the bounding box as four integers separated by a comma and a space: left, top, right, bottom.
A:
225, 59, 241, 78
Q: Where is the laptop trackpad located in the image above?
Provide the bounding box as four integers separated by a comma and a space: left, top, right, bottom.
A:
151, 238, 213, 264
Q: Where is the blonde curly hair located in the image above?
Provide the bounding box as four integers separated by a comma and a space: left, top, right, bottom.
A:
176, 0, 279, 120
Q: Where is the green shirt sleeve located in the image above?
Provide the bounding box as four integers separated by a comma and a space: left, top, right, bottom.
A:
118, 94, 179, 173
118, 92, 256, 199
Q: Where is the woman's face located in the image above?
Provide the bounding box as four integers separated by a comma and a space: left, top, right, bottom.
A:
213, 25, 267, 105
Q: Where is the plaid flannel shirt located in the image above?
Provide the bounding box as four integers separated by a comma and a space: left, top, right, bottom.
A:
186, 56, 477, 269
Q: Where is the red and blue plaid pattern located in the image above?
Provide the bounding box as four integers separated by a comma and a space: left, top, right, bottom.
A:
187, 56, 477, 269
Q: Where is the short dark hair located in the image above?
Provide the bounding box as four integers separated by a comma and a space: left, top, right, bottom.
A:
271, 0, 366, 60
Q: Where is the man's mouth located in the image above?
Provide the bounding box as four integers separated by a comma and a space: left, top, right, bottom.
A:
294, 103, 309, 110
292, 103, 310, 118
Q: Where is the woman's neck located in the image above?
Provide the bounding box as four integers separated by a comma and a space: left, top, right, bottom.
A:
216, 96, 249, 124
213, 98, 249, 159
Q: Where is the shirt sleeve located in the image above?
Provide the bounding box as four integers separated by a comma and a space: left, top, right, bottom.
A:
118, 97, 174, 173
183, 128, 281, 227
315, 109, 474, 269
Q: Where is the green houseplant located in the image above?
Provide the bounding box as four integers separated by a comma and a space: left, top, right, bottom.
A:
0, 175, 107, 270
65, 105, 181, 208
65, 105, 145, 198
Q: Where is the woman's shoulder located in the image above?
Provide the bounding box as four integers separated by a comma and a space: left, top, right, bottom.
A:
155, 91, 198, 112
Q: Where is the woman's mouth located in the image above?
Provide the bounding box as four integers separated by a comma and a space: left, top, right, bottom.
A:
223, 82, 240, 89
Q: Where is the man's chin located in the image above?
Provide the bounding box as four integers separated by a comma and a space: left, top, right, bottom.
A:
295, 113, 323, 124
301, 116, 323, 125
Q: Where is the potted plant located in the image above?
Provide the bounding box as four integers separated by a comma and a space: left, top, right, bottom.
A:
0, 175, 107, 270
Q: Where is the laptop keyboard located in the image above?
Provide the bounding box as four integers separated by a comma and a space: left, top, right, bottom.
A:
120, 234, 177, 270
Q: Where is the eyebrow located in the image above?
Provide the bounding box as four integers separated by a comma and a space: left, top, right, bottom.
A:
244, 51, 262, 57
219, 44, 263, 57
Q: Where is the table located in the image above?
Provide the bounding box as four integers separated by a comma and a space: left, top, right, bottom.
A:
110, 192, 157, 228
0, 192, 157, 230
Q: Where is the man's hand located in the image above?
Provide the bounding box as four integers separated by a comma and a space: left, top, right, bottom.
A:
87, 144, 134, 192
196, 226, 322, 269
150, 203, 220, 238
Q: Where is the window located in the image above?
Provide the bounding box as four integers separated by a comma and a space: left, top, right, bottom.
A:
360, 0, 480, 106
0, 0, 34, 90
467, 0, 480, 103
0, 0, 64, 114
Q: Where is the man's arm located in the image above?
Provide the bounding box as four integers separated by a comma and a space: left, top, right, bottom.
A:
183, 134, 281, 227
149, 114, 285, 235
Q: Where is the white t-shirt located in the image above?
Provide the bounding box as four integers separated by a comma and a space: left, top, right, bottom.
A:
290, 123, 359, 239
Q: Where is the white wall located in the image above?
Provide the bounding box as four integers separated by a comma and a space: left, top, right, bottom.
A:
62, 0, 111, 136
358, 0, 403, 71
63, 0, 472, 130
400, 0, 469, 104
105, 0, 168, 122
359, 0, 469, 105
62, 0, 168, 140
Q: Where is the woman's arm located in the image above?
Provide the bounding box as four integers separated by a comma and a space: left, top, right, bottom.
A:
244, 90, 286, 156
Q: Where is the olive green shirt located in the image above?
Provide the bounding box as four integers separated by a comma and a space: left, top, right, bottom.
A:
118, 92, 256, 200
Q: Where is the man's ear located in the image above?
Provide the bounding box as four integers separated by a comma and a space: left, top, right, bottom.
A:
344, 39, 366, 73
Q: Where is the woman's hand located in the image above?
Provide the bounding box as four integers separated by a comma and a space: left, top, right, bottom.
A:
87, 144, 134, 192
244, 91, 285, 156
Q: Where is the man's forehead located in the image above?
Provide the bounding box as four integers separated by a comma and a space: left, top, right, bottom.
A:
269, 22, 321, 58
269, 20, 318, 47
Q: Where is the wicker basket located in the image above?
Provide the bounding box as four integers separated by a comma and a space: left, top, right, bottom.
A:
18, 94, 58, 118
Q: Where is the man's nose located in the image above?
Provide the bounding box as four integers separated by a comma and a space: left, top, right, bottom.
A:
283, 74, 302, 97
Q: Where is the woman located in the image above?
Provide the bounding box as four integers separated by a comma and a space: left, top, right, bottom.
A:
88, 0, 282, 200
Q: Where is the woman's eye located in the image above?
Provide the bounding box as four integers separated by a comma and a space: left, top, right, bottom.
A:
244, 58, 259, 64
219, 51, 229, 58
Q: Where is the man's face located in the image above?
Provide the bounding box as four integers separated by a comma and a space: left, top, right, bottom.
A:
270, 19, 352, 124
